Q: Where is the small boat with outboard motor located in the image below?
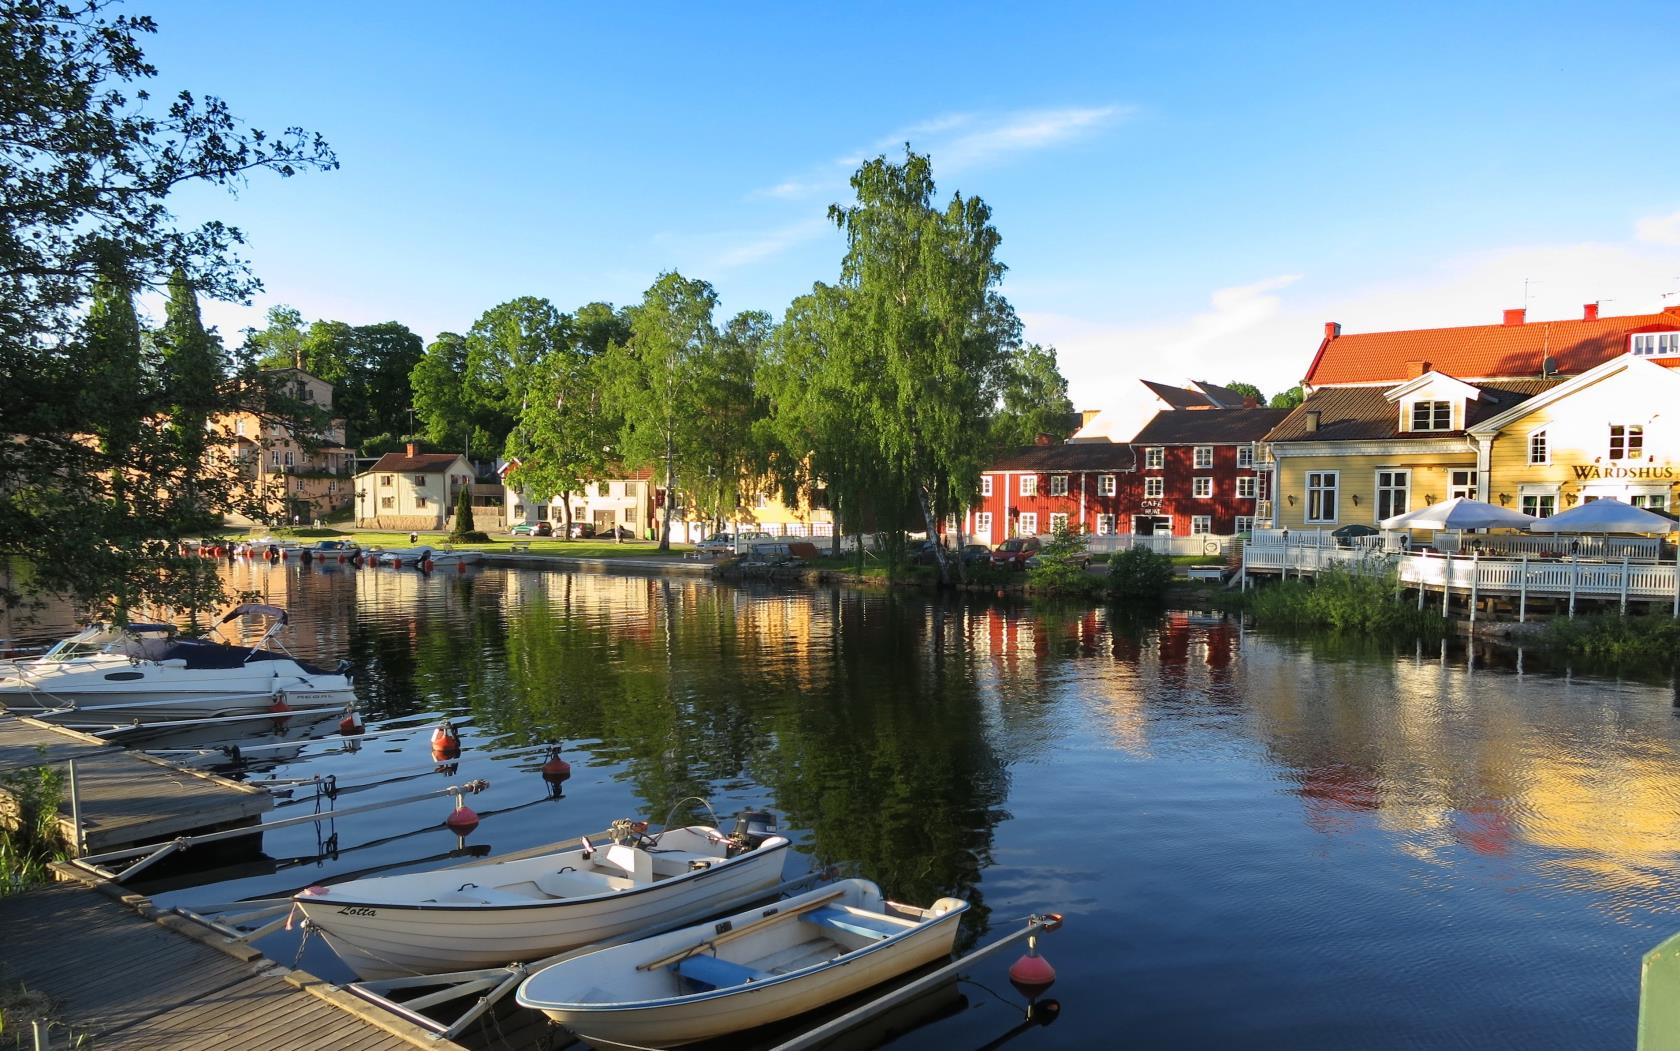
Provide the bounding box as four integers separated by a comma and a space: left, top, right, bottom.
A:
290, 810, 790, 981
514, 878, 968, 1048
0, 604, 355, 724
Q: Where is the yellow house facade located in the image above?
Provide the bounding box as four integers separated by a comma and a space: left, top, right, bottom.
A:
210, 368, 355, 526
1471, 355, 1680, 519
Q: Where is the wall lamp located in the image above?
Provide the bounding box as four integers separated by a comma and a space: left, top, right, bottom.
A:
1351, 494, 1360, 506
1498, 493, 1511, 506
1287, 494, 1296, 506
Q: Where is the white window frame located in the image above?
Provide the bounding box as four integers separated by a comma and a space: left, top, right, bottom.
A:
1049, 474, 1068, 497
1448, 469, 1477, 502
981, 476, 993, 497
1019, 475, 1037, 497
1632, 332, 1680, 357
1144, 476, 1164, 499
1234, 515, 1255, 534
1410, 400, 1452, 431
1095, 514, 1115, 536
1144, 447, 1164, 470
1236, 476, 1257, 499
975, 511, 993, 539
1609, 424, 1644, 461
1520, 493, 1556, 519
1192, 476, 1213, 498
1098, 474, 1116, 496
1190, 515, 1212, 536
1018, 512, 1038, 536
1236, 445, 1254, 468
1049, 512, 1069, 533
1528, 428, 1549, 465
1193, 446, 1214, 469
1374, 469, 1409, 523
1305, 470, 1339, 523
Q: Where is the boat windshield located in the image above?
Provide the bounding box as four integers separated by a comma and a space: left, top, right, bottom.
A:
38, 624, 173, 662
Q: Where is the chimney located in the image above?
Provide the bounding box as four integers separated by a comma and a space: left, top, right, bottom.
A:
1582, 303, 1599, 321
1406, 359, 1431, 379
405, 441, 417, 458
1033, 432, 1054, 447
1323, 321, 1341, 340
1243, 396, 1258, 408
1304, 410, 1321, 432
1080, 408, 1102, 427
1503, 308, 1526, 326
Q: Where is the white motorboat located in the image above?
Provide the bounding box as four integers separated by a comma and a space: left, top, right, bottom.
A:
424, 548, 484, 568
292, 816, 792, 980
367, 546, 428, 567
515, 879, 968, 1049
0, 604, 355, 723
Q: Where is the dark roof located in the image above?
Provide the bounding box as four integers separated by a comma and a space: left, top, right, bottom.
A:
990, 441, 1136, 472
1140, 380, 1219, 409
1265, 379, 1564, 443
1132, 408, 1290, 445
1190, 380, 1249, 407
367, 451, 467, 472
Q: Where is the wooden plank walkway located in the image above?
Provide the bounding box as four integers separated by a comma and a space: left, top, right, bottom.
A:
0, 717, 270, 855
0, 880, 459, 1050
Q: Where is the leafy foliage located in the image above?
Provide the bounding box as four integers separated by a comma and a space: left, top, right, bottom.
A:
993, 343, 1076, 447
1245, 567, 1447, 636
1539, 613, 1680, 666
448, 485, 475, 539
1027, 524, 1100, 595
1270, 385, 1304, 409
1107, 546, 1176, 602
0, 762, 63, 896
1222, 381, 1265, 406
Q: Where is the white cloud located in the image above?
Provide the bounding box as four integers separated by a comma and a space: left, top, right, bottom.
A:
1635, 209, 1680, 246
710, 217, 832, 270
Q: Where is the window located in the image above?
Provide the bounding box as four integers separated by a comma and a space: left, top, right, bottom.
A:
1096, 514, 1115, 535
1632, 332, 1680, 357
283, 450, 293, 466
380, 474, 393, 487
536, 505, 549, 521
1049, 512, 1068, 533
1145, 447, 1164, 469
271, 451, 280, 467
1236, 477, 1256, 499
1237, 446, 1254, 468
327, 481, 337, 494
1190, 515, 1212, 535
380, 496, 394, 509
1633, 494, 1668, 512
1235, 515, 1255, 534
1098, 474, 1116, 496
754, 491, 769, 509
1049, 474, 1068, 497
1020, 475, 1037, 497
981, 476, 993, 497
1375, 470, 1409, 521
1018, 512, 1038, 536
811, 488, 830, 509
974, 511, 993, 538
1528, 429, 1549, 465
1411, 400, 1451, 431
413, 474, 427, 487
295, 477, 305, 492
1448, 470, 1477, 501
598, 481, 610, 497
1193, 477, 1213, 498
1609, 424, 1644, 460
415, 496, 429, 509
1144, 477, 1164, 499
1521, 494, 1556, 518
1193, 446, 1214, 469
1306, 471, 1338, 522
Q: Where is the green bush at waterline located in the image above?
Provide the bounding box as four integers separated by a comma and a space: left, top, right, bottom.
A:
1245, 566, 1448, 636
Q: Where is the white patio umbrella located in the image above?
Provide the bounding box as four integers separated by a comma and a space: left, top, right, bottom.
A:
1528, 497, 1678, 535
1380, 497, 1536, 532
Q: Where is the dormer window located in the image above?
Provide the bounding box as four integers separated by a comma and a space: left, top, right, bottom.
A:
1631, 332, 1680, 357
1410, 400, 1451, 431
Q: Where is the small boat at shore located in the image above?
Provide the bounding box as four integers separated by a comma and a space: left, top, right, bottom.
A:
0, 604, 355, 723
292, 816, 791, 980
515, 879, 968, 1049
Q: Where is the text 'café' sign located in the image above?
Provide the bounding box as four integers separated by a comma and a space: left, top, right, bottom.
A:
1569, 463, 1676, 480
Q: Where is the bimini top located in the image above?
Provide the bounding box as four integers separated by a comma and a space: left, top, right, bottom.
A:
219, 603, 288, 626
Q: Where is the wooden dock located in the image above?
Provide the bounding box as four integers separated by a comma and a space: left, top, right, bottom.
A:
0, 716, 270, 855
0, 874, 464, 1050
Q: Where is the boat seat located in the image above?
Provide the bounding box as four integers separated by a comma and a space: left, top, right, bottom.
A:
534, 868, 631, 897
672, 954, 768, 991
647, 850, 717, 877
802, 907, 910, 941
429, 886, 533, 906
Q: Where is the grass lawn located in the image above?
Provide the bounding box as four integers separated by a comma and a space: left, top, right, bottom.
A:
229, 526, 696, 559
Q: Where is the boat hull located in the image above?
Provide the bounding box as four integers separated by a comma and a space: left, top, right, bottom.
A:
295, 835, 791, 980
0, 658, 353, 723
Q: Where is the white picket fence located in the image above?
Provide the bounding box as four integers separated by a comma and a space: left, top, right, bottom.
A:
1432, 532, 1662, 561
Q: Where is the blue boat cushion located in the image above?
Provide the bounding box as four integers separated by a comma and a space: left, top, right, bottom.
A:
803, 906, 907, 940
673, 954, 767, 991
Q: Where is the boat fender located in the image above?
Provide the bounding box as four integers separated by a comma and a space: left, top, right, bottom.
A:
445, 805, 479, 835
580, 835, 594, 860
421, 558, 435, 572
269, 696, 292, 730
338, 711, 362, 736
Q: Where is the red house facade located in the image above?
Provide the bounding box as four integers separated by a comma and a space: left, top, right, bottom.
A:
965, 408, 1286, 543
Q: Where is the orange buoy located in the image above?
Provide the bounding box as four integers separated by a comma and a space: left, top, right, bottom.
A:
444, 804, 479, 835
431, 721, 461, 761
540, 749, 571, 784
339, 712, 363, 736
421, 558, 435, 572
268, 696, 292, 730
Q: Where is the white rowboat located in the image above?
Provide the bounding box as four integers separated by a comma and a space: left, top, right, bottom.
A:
515, 879, 968, 1049
292, 823, 791, 980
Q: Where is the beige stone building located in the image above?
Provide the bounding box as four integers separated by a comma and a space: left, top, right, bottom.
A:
210, 368, 354, 526
354, 445, 478, 531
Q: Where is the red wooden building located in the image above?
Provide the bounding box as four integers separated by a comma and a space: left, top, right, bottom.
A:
964, 407, 1286, 543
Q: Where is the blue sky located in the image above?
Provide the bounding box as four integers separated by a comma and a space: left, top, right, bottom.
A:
149, 2, 1680, 406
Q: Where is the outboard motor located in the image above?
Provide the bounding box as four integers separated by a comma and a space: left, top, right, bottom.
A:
729, 809, 778, 851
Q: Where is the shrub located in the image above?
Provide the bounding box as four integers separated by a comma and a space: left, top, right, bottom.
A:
0, 763, 63, 897
448, 487, 476, 540
1027, 525, 1101, 596
1245, 566, 1446, 636
451, 531, 491, 544
1540, 613, 1680, 665
1107, 546, 1175, 602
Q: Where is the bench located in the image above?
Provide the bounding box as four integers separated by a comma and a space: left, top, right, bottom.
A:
673, 953, 767, 991
509, 542, 531, 554
1186, 565, 1225, 582
802, 906, 911, 941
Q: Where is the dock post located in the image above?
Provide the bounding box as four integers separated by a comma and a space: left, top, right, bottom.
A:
1470, 553, 1479, 627
68, 758, 83, 855
1569, 553, 1578, 619
1442, 556, 1450, 617
1621, 555, 1630, 616
1519, 554, 1528, 623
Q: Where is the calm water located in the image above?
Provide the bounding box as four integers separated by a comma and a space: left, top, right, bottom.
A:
41, 561, 1680, 1048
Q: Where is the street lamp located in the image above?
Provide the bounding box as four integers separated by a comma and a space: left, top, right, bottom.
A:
356, 487, 366, 527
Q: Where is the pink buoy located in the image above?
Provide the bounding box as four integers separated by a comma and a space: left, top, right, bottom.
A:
445, 805, 479, 835
1009, 923, 1060, 1000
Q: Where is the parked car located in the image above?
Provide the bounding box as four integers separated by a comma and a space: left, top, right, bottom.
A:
568, 522, 596, 539
696, 533, 736, 556
910, 540, 943, 566
510, 521, 552, 537
958, 543, 991, 565
990, 536, 1041, 569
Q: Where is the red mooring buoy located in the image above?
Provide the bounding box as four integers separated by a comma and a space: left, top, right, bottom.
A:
338, 712, 363, 736
1008, 924, 1060, 1000
431, 722, 461, 761
444, 804, 479, 835
541, 749, 571, 784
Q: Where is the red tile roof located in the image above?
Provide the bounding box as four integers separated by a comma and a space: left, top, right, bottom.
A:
367, 451, 467, 473
1305, 308, 1680, 387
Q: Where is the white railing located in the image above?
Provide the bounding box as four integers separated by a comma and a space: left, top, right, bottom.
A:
1432, 532, 1663, 561
1248, 528, 1410, 552
1086, 534, 1234, 557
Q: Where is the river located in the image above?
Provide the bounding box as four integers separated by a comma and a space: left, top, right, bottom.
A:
28, 560, 1680, 1048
